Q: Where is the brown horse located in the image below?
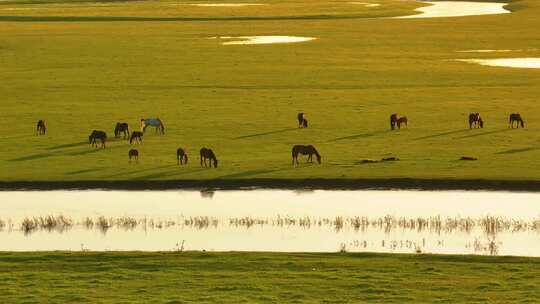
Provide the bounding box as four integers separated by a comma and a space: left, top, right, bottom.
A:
469, 113, 482, 129
292, 145, 321, 166
396, 117, 408, 129
36, 120, 46, 135
177, 147, 188, 165
509, 113, 525, 128
200, 148, 218, 168
128, 149, 139, 163
89, 130, 107, 148
298, 113, 308, 128
390, 114, 398, 130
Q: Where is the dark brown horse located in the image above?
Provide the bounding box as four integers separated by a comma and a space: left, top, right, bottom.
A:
36, 120, 46, 135
396, 116, 408, 129
128, 149, 139, 163
130, 131, 143, 144
509, 113, 525, 128
468, 113, 483, 129
89, 130, 107, 148
292, 145, 321, 166
200, 148, 218, 168
390, 114, 398, 130
114, 122, 130, 139
177, 147, 188, 165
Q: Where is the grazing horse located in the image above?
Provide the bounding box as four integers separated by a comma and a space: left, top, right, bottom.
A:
140, 118, 165, 135
36, 120, 46, 135
88, 130, 107, 148
509, 113, 525, 128
114, 122, 130, 139
177, 147, 188, 165
396, 116, 408, 129
292, 145, 321, 166
390, 114, 398, 130
200, 148, 218, 168
128, 149, 139, 163
297, 113, 305, 128
130, 131, 143, 144
468, 113, 483, 129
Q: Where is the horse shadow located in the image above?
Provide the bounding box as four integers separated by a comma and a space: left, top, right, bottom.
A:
413, 129, 469, 141
496, 146, 540, 155
328, 130, 390, 142
218, 168, 288, 179
45, 141, 88, 151
459, 129, 512, 139
132, 168, 207, 180
233, 128, 297, 140
9, 153, 53, 162
100, 165, 174, 179
64, 168, 105, 176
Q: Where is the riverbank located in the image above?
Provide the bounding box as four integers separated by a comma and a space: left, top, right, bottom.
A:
0, 251, 538, 302
3, 178, 540, 191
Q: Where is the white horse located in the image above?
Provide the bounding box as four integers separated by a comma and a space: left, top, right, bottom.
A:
140, 118, 165, 135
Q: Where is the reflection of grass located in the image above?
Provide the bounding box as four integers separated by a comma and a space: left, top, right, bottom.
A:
0, 251, 539, 302
9, 214, 540, 238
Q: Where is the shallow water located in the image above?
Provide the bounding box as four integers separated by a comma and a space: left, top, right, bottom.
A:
212, 36, 317, 45
1, 190, 540, 256
348, 2, 380, 8
456, 58, 540, 69
396, 1, 510, 19
186, 3, 265, 7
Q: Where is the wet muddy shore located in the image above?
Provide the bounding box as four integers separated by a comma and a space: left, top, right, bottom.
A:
2, 178, 540, 191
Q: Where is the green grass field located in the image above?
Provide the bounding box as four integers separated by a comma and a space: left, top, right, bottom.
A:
1, 251, 539, 302
1, 0, 540, 182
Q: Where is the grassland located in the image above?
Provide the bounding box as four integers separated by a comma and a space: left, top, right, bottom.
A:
0, 251, 539, 302
1, 0, 540, 185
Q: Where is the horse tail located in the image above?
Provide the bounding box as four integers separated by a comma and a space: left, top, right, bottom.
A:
158, 118, 165, 134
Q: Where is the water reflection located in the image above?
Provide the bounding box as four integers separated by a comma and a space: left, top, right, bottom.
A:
0, 190, 539, 255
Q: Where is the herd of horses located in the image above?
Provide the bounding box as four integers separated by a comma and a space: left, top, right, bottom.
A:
36, 112, 527, 168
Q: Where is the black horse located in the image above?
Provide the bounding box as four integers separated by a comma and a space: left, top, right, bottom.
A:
128, 149, 139, 163
130, 131, 143, 144
390, 114, 398, 130
36, 120, 46, 135
509, 113, 525, 128
89, 130, 107, 148
114, 122, 130, 139
177, 147, 188, 165
200, 148, 218, 168
292, 145, 321, 166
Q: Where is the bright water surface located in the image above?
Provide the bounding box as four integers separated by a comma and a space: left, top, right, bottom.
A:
1, 190, 539, 256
